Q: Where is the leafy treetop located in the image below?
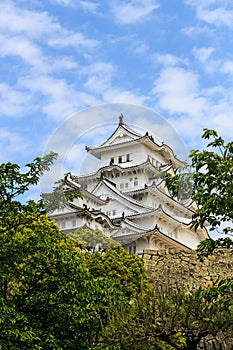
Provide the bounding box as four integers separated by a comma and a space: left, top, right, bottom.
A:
164, 129, 233, 236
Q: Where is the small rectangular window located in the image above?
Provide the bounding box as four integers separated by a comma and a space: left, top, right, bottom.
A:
118, 156, 122, 163
72, 220, 76, 227
61, 222, 66, 228
126, 154, 132, 162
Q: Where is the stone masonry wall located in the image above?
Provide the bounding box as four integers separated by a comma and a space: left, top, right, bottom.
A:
143, 249, 233, 349
143, 249, 233, 293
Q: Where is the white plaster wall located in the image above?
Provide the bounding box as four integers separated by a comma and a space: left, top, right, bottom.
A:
176, 229, 200, 249
100, 144, 137, 168
100, 143, 150, 168
101, 199, 135, 218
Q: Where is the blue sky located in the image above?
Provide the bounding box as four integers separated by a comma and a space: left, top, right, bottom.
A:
1, 0, 233, 181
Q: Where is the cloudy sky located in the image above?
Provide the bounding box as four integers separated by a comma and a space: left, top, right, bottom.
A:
1, 0, 233, 181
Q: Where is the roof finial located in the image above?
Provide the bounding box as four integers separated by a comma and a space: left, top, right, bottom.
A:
119, 113, 124, 125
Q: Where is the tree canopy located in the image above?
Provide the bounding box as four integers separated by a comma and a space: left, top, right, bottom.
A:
0, 154, 149, 349
164, 129, 233, 254
1, 149, 232, 349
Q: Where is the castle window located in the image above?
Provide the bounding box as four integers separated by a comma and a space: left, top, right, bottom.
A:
126, 153, 132, 162
72, 220, 76, 227
61, 221, 66, 228
134, 177, 138, 187
117, 154, 132, 164
120, 182, 129, 190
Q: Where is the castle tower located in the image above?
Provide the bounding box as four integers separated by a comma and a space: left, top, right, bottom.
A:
48, 115, 208, 254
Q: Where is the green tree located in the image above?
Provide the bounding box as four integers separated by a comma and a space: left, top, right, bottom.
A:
0, 212, 127, 349
0, 152, 57, 231
67, 228, 150, 299
190, 129, 233, 235
85, 245, 149, 300
166, 129, 233, 235
67, 227, 120, 252
97, 283, 233, 350
164, 129, 233, 256
0, 155, 149, 349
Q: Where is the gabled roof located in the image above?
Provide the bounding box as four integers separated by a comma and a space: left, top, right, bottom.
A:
126, 180, 194, 215
126, 204, 192, 227
92, 177, 152, 213
64, 174, 107, 205
99, 116, 142, 147
54, 201, 119, 229
113, 228, 191, 250
85, 115, 185, 167
72, 159, 161, 183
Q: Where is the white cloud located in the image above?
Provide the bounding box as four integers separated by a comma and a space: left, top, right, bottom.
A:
221, 60, 233, 75
192, 46, 220, 73
185, 1, 233, 28
181, 24, 214, 37
0, 1, 98, 50
47, 32, 98, 50
152, 63, 233, 147
152, 53, 188, 67
103, 88, 147, 105
193, 46, 214, 63
50, 0, 99, 13
0, 83, 31, 117
0, 34, 46, 69
0, 128, 28, 162
0, 32, 80, 75
82, 61, 148, 105
153, 66, 208, 117
112, 0, 160, 24
51, 0, 74, 5
80, 1, 99, 13
19, 74, 99, 120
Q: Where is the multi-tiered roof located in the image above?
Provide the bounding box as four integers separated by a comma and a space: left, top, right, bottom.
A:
49, 115, 208, 254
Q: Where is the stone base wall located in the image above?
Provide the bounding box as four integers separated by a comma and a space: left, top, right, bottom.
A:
143, 249, 233, 349
143, 248, 233, 293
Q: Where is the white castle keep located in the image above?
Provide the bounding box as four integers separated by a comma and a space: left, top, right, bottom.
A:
48, 115, 208, 254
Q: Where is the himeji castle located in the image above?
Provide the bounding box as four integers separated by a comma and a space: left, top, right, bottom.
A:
48, 115, 208, 254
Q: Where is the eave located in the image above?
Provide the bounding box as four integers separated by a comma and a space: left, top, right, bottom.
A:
92, 177, 153, 212
86, 135, 185, 167
114, 229, 191, 250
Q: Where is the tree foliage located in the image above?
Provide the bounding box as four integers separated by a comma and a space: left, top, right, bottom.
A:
85, 245, 149, 300
98, 282, 233, 350
0, 212, 127, 349
67, 227, 120, 252
68, 228, 149, 299
42, 173, 82, 213
1, 152, 232, 349
164, 129, 233, 235
164, 129, 233, 256
0, 155, 149, 349
190, 129, 233, 235
0, 152, 58, 231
